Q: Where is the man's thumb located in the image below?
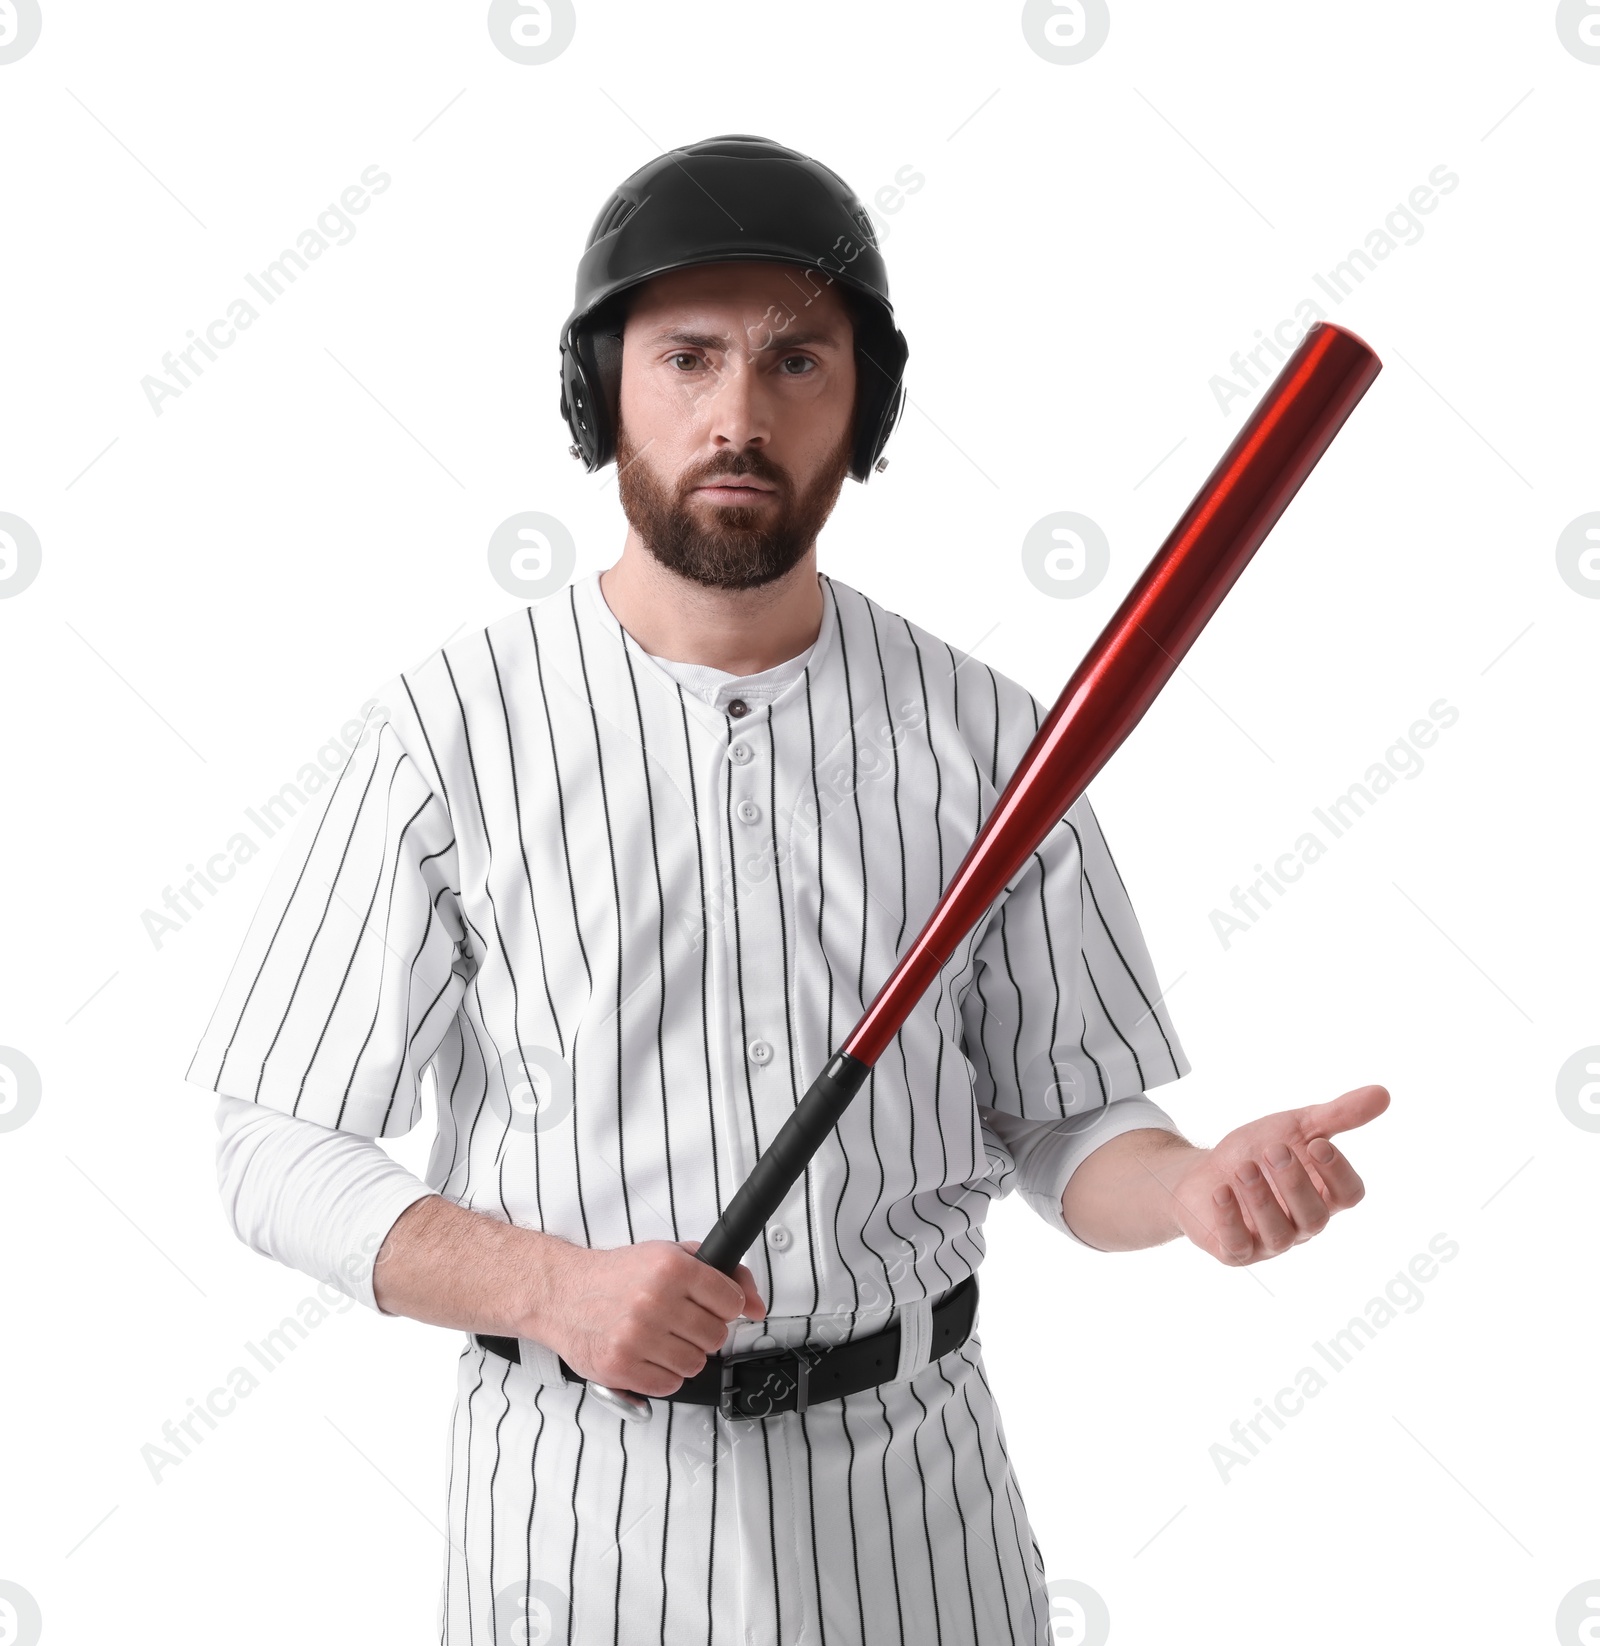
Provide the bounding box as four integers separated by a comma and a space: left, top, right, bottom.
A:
735, 1265, 767, 1320
1304, 1083, 1391, 1137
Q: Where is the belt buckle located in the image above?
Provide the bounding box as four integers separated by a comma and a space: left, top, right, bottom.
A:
717, 1345, 811, 1420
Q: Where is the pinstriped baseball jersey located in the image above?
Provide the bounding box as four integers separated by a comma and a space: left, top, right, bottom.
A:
185, 569, 1189, 1643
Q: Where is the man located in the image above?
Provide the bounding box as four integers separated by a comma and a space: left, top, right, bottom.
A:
188, 135, 1387, 1644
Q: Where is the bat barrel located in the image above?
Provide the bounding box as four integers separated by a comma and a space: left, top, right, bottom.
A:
843, 321, 1381, 1067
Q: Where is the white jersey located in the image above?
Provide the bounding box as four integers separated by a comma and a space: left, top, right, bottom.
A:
186, 570, 1189, 1644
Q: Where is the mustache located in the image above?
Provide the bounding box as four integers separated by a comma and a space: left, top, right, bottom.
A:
687, 461, 784, 491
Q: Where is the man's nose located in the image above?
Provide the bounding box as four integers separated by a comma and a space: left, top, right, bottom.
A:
692, 350, 771, 452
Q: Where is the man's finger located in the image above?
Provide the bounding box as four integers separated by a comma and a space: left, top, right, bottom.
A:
1304, 1137, 1366, 1210
1233, 1158, 1296, 1252
670, 1298, 743, 1354
1263, 1141, 1331, 1237
1207, 1184, 1257, 1263
681, 1249, 761, 1322
626, 1357, 689, 1399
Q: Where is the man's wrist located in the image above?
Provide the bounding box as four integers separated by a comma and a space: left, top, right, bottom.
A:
1143, 1135, 1210, 1241
509, 1226, 576, 1344
372, 1193, 578, 1341
1060, 1128, 1209, 1251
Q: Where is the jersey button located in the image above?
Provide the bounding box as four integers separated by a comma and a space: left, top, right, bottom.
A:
727, 697, 750, 718
728, 742, 753, 765
768, 1224, 792, 1251
736, 799, 761, 826
747, 1039, 773, 1066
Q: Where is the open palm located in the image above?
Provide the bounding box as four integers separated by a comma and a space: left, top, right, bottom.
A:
1169, 1084, 1390, 1265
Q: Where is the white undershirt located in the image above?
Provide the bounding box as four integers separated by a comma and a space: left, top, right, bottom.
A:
641, 640, 817, 710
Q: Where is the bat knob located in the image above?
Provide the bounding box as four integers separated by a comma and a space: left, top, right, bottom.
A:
587, 1381, 653, 1422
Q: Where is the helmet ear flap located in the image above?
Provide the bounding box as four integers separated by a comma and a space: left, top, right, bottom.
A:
841, 283, 909, 483
560, 300, 627, 470
558, 335, 602, 470
851, 322, 909, 483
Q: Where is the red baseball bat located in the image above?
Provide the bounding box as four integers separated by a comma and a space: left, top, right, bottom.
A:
589, 320, 1382, 1420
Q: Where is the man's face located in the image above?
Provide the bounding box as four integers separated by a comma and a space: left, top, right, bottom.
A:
613, 261, 858, 591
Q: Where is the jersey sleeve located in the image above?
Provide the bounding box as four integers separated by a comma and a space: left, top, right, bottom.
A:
184, 679, 468, 1139
958, 781, 1191, 1236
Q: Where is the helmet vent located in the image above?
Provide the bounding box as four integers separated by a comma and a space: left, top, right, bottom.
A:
590, 193, 640, 244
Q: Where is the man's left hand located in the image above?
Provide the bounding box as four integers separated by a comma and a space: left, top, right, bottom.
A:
1169, 1084, 1390, 1265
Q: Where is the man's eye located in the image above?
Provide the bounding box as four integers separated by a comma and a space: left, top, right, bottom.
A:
779, 356, 816, 375
668, 353, 703, 371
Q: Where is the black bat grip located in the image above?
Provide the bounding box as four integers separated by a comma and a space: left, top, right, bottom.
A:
585, 1049, 873, 1419
694, 1051, 871, 1275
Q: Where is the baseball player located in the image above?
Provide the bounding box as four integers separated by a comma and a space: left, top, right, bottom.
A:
188, 135, 1387, 1644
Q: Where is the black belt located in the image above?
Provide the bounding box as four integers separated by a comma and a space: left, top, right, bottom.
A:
475, 1273, 977, 1420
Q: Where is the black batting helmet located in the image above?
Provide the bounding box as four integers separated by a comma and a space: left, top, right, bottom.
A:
558, 134, 910, 483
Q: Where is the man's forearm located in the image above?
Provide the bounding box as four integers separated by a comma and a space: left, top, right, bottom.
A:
372, 1193, 575, 1338
1060, 1128, 1208, 1252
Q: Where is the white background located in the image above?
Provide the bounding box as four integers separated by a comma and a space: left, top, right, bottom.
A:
2, 2, 1596, 1642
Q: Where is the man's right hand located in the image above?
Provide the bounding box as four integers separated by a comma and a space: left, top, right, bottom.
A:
372, 1199, 767, 1395
537, 1237, 767, 1397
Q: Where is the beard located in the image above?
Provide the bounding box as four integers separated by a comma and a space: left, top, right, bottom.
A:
614, 416, 854, 592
